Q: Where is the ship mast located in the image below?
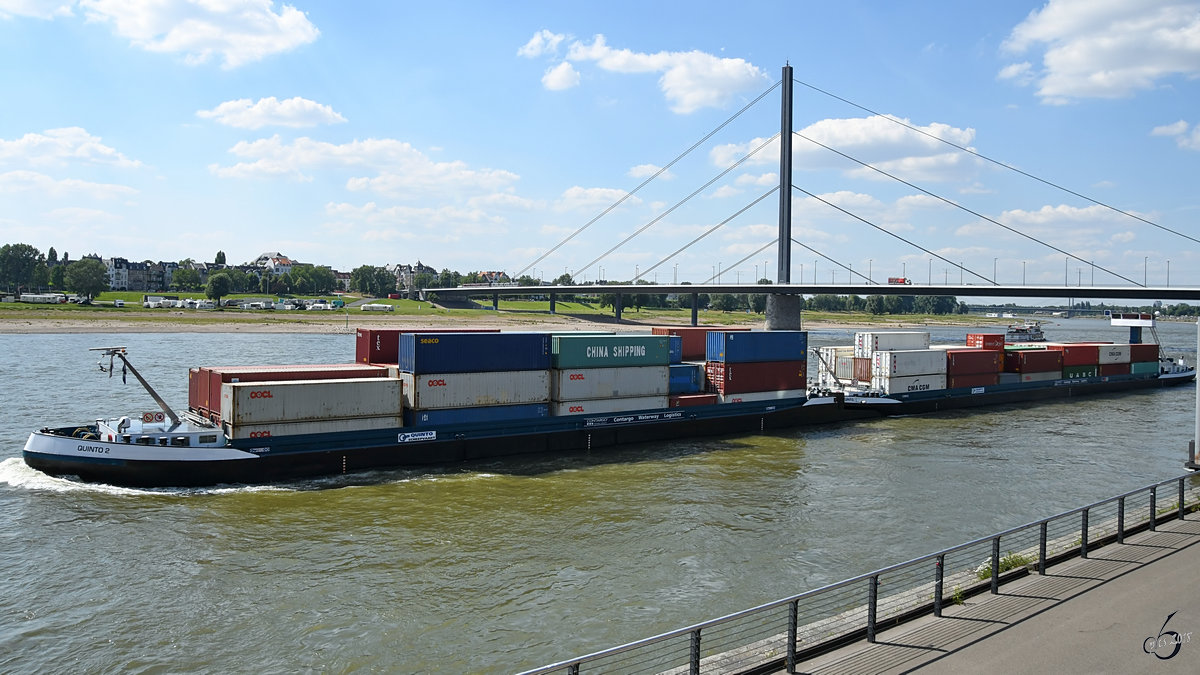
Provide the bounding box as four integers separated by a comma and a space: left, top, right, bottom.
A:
90, 346, 181, 427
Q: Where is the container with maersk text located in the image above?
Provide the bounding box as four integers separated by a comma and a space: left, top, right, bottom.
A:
551, 335, 670, 369
551, 366, 669, 401
399, 370, 550, 410
398, 332, 551, 374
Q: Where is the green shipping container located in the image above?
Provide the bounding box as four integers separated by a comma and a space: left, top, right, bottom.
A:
1062, 365, 1098, 379
1130, 361, 1160, 375
552, 335, 670, 369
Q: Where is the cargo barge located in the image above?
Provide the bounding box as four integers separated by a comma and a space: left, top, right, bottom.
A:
23, 319, 1195, 488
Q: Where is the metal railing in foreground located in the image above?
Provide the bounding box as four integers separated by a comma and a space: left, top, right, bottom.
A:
518, 473, 1200, 675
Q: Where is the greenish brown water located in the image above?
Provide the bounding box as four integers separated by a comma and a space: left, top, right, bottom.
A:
1, 320, 1196, 672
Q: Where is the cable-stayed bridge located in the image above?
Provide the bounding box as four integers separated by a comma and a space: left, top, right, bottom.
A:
420, 65, 1199, 325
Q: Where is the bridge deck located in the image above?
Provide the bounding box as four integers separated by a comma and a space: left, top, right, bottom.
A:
779, 517, 1200, 674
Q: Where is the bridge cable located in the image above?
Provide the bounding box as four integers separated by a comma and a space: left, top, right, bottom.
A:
788, 237, 873, 285
573, 133, 781, 280
638, 186, 779, 282
795, 133, 1143, 286
513, 80, 783, 280
792, 182, 994, 285
792, 77, 1200, 247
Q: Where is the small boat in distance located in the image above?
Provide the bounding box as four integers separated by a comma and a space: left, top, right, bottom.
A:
1006, 320, 1046, 342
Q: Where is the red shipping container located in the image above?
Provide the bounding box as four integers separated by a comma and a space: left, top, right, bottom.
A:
1003, 349, 1063, 373
1099, 363, 1131, 376
653, 326, 751, 361
705, 360, 806, 394
948, 373, 1000, 388
669, 393, 718, 407
190, 364, 389, 422
945, 349, 1003, 375
1129, 343, 1159, 362
1043, 344, 1099, 366
966, 333, 1005, 350
853, 357, 872, 382
355, 328, 499, 364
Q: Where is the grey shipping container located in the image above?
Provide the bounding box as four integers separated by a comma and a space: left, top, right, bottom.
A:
400, 370, 550, 410
220, 378, 404, 425
551, 366, 669, 401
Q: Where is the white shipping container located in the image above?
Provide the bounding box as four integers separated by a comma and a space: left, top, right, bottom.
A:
853, 331, 931, 357
551, 396, 669, 416
552, 366, 669, 401
1018, 370, 1061, 383
225, 415, 404, 440
1097, 344, 1131, 364
400, 370, 550, 410
872, 349, 947, 377
870, 373, 948, 394
221, 378, 404, 425
716, 389, 807, 404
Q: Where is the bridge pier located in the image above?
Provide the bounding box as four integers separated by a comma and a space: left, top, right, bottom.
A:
765, 294, 803, 330
549, 292, 556, 315
614, 293, 623, 322
492, 293, 499, 311
691, 293, 699, 326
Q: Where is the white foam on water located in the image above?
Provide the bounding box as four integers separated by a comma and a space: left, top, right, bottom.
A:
0, 457, 291, 497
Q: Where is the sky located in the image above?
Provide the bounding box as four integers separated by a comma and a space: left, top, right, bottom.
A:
2, 0, 1199, 292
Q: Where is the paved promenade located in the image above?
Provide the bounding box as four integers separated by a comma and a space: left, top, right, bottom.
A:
786, 517, 1200, 674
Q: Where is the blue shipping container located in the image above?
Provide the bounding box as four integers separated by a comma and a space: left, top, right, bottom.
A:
668, 335, 683, 364
398, 333, 551, 374
403, 402, 550, 426
669, 363, 704, 394
706, 331, 808, 363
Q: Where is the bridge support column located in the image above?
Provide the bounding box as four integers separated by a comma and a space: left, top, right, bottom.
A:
549, 292, 556, 315
614, 293, 623, 322
691, 293, 699, 326
765, 294, 803, 330
492, 293, 499, 311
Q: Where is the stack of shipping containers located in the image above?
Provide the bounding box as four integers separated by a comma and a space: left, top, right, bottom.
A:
704, 331, 808, 403
852, 331, 938, 395
218, 376, 405, 440
189, 363, 391, 424
397, 333, 552, 426
943, 333, 1005, 388
550, 335, 672, 415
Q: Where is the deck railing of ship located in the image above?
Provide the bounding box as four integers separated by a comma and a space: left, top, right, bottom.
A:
517, 472, 1200, 675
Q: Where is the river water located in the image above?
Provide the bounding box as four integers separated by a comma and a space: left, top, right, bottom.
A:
1, 319, 1196, 673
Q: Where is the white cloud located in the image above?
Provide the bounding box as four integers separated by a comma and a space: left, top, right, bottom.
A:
197, 96, 347, 129
555, 185, 641, 211
1151, 120, 1189, 136
210, 135, 518, 198
526, 33, 766, 113
711, 115, 978, 183
541, 61, 580, 91
735, 172, 777, 187
518, 29, 566, 58
1000, 0, 1200, 103
1150, 119, 1200, 150
46, 206, 120, 224
0, 169, 138, 199
77, 0, 319, 69
708, 185, 741, 199
628, 163, 672, 179
0, 1, 73, 19
0, 127, 142, 168
997, 61, 1034, 85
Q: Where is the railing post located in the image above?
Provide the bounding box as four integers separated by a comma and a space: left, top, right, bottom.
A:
1038, 522, 1047, 575
1180, 478, 1186, 520
1118, 496, 1125, 544
991, 537, 1000, 594
786, 600, 798, 674
1151, 486, 1158, 532
1081, 509, 1089, 559
690, 628, 700, 675
934, 554, 945, 617
867, 576, 878, 643
568, 664, 579, 675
